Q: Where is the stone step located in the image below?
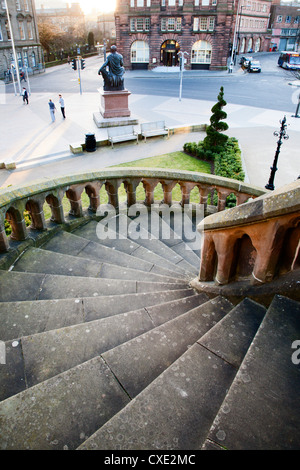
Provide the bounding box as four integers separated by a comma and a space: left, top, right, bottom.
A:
128, 210, 201, 262
73, 220, 195, 276
41, 231, 186, 280
0, 294, 210, 401
11, 248, 185, 284
0, 289, 197, 341
0, 271, 189, 302
101, 296, 234, 399
0, 356, 131, 450
203, 295, 300, 450
77, 297, 266, 450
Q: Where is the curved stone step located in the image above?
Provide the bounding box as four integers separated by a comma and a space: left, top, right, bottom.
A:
101, 296, 234, 399
203, 295, 300, 450
0, 289, 196, 341
0, 271, 189, 302
77, 298, 266, 450
41, 231, 187, 280
0, 294, 209, 400
73, 220, 196, 276
0, 356, 131, 450
11, 248, 186, 284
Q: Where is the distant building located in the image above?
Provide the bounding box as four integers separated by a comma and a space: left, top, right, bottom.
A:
233, 0, 272, 55
269, 0, 300, 51
97, 12, 116, 40
36, 2, 85, 34
115, 0, 237, 70
0, 0, 43, 79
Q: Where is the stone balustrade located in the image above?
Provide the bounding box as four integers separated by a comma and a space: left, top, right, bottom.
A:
197, 179, 300, 286
0, 168, 265, 254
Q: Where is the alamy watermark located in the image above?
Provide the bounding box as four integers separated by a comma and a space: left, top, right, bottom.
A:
0, 341, 5, 365
291, 340, 300, 365
95, 203, 204, 251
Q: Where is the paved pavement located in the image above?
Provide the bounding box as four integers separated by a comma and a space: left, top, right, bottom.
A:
0, 56, 299, 191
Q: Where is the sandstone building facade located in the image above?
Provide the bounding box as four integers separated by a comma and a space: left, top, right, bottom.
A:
0, 0, 42, 79
114, 0, 271, 70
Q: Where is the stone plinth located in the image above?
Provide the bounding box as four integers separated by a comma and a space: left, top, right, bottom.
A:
99, 89, 131, 119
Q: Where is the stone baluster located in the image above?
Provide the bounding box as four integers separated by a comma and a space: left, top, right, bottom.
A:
236, 193, 250, 206
105, 179, 122, 209
0, 219, 9, 253
142, 179, 159, 206
46, 193, 65, 224
217, 188, 231, 212
161, 180, 178, 206
85, 182, 102, 213
213, 233, 238, 285
66, 185, 84, 218
5, 207, 28, 241
199, 186, 211, 212
179, 182, 196, 206
123, 178, 141, 207
26, 198, 47, 231
199, 234, 217, 282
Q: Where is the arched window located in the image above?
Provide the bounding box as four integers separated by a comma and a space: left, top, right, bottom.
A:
191, 40, 212, 69
247, 38, 253, 52
254, 37, 261, 52
240, 37, 246, 54
130, 40, 149, 64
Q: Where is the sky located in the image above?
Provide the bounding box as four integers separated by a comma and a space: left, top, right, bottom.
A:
79, 0, 116, 14
35, 0, 117, 14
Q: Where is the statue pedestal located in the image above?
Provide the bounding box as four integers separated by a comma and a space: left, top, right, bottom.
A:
93, 88, 139, 128
100, 89, 131, 119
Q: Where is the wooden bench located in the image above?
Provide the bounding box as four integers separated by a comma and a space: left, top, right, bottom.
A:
107, 126, 139, 148
140, 121, 169, 142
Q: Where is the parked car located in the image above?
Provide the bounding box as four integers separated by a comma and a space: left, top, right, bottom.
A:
247, 60, 261, 73
239, 56, 253, 68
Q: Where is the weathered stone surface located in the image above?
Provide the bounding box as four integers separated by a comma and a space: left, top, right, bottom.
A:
102, 296, 233, 398
0, 357, 130, 450
206, 295, 300, 450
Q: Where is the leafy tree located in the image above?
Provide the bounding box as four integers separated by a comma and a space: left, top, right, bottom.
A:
203, 86, 229, 151
88, 31, 95, 49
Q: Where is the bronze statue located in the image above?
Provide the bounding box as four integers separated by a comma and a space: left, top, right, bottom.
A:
98, 45, 125, 91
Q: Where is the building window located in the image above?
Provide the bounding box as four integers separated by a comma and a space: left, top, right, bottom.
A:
191, 40, 212, 64
137, 0, 144, 6
130, 17, 150, 32
131, 40, 149, 63
130, 0, 134, 6
23, 50, 28, 66
202, 0, 209, 5
18, 21, 25, 39
277, 15, 283, 23
17, 51, 22, 67
161, 0, 166, 6
169, 0, 176, 5
195, 0, 199, 5
24, 0, 29, 10
161, 17, 182, 31
0, 24, 3, 41
5, 20, 11, 40
27, 20, 33, 39
285, 16, 291, 23
193, 16, 215, 31
295, 16, 300, 24
1, 0, 5, 9
32, 50, 36, 67
16, 0, 21, 10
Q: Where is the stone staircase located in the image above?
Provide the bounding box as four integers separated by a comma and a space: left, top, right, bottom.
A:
0, 212, 299, 450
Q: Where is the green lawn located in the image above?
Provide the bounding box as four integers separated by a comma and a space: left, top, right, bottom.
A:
42, 152, 211, 219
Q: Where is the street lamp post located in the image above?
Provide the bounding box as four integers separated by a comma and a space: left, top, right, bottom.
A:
5, 0, 21, 95
178, 51, 189, 101
265, 116, 289, 191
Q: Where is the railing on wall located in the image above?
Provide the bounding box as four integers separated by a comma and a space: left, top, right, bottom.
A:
0, 168, 265, 254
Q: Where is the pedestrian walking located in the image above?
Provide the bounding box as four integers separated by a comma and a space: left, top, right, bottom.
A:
22, 87, 29, 105
67, 55, 70, 65
20, 71, 26, 82
58, 94, 66, 119
48, 99, 56, 122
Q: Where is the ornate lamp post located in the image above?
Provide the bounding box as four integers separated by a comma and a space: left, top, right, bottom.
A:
265, 116, 289, 191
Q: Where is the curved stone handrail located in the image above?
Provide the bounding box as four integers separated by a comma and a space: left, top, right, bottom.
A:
0, 168, 265, 254
197, 179, 300, 286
